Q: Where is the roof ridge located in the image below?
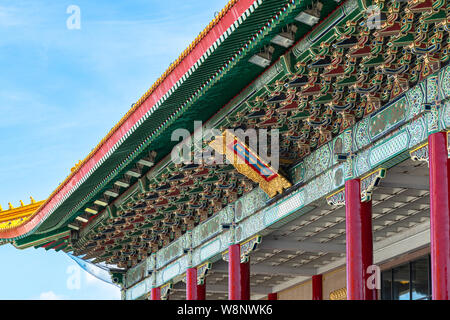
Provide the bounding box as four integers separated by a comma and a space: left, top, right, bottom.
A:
0, 197, 39, 212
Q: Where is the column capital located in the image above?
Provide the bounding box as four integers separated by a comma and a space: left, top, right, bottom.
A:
222, 235, 261, 263
410, 142, 429, 165
326, 168, 386, 206
197, 262, 212, 285
410, 131, 450, 166
160, 282, 173, 300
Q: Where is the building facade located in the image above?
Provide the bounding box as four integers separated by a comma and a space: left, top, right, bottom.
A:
0, 0, 449, 300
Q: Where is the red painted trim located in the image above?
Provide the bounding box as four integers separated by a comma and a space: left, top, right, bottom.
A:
240, 261, 250, 300
228, 244, 242, 300
186, 268, 198, 300
429, 132, 450, 300
312, 275, 323, 300
267, 293, 278, 300
41, 240, 56, 249
0, 0, 257, 240
52, 242, 67, 251
345, 179, 375, 300
151, 287, 161, 300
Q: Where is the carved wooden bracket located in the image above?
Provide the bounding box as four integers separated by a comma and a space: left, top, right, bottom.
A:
326, 168, 386, 206
222, 235, 262, 263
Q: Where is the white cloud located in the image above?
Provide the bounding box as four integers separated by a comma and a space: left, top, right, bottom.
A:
38, 291, 64, 300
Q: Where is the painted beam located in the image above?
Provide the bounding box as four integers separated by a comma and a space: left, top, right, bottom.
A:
94, 199, 108, 207
125, 169, 141, 178
138, 158, 155, 167
84, 207, 98, 215
114, 180, 130, 188
75, 214, 89, 223
104, 190, 119, 198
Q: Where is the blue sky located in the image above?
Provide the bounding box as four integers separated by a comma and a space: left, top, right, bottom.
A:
0, 0, 227, 299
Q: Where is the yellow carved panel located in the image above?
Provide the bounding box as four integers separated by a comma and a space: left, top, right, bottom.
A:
209, 130, 291, 198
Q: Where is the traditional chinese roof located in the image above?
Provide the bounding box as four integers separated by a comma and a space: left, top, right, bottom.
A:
3, 0, 450, 270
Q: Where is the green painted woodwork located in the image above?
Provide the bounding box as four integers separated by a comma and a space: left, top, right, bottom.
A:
26, 0, 340, 238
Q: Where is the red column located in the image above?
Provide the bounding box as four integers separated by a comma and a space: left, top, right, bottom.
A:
228, 244, 242, 300
429, 132, 450, 300
197, 280, 206, 300
345, 179, 375, 300
186, 267, 198, 300
241, 261, 250, 300
267, 293, 278, 300
362, 200, 377, 300
150, 287, 161, 300
312, 274, 323, 300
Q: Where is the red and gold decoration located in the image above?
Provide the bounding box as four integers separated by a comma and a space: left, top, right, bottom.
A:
209, 130, 291, 198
